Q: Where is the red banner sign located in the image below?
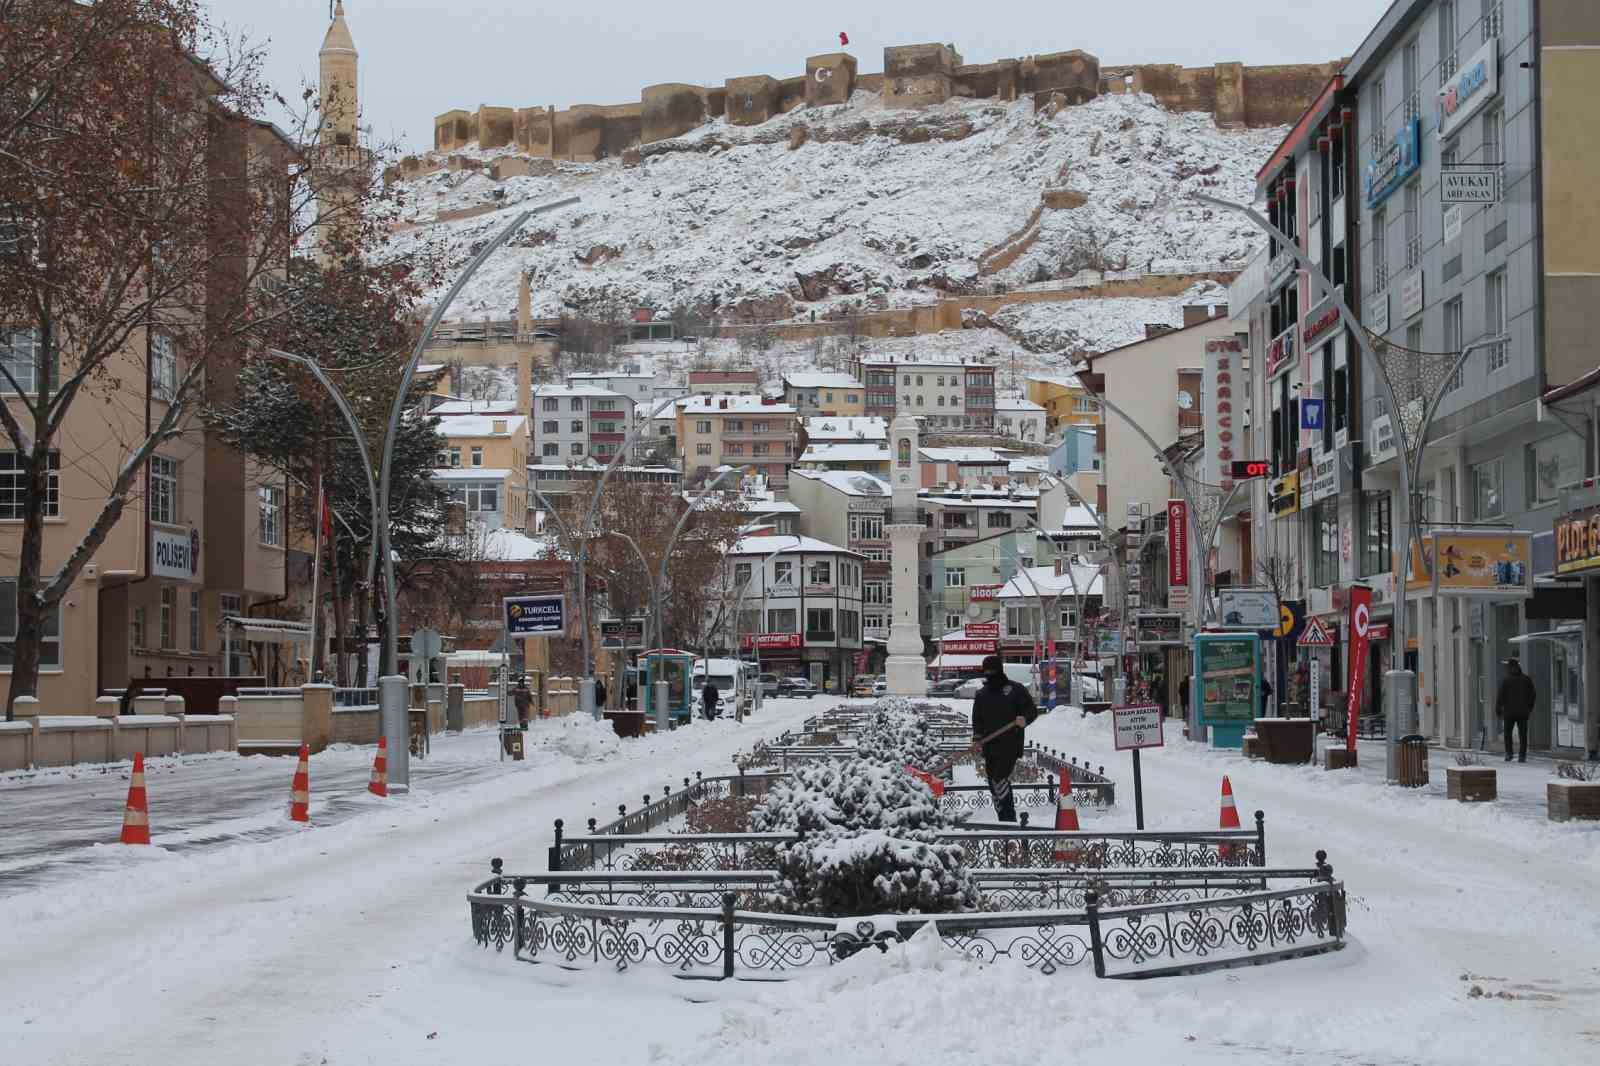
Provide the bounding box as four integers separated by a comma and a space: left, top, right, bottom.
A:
1344, 585, 1373, 753
964, 622, 1000, 638
741, 633, 802, 651
942, 639, 998, 655
967, 584, 1005, 601
1167, 499, 1189, 589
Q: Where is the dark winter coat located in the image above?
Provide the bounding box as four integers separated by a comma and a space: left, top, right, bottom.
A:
594, 678, 607, 707
971, 675, 1038, 766
1495, 669, 1536, 721
701, 683, 720, 715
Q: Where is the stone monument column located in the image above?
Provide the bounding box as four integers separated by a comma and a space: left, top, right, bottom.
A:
885, 414, 927, 696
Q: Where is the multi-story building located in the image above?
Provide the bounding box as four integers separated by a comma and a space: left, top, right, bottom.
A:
925, 530, 1047, 638
1025, 374, 1102, 434
527, 464, 680, 502
917, 485, 1042, 558
781, 372, 865, 417
994, 396, 1048, 442
676, 395, 798, 487
714, 533, 867, 690
799, 415, 887, 446
531, 385, 637, 465
856, 355, 997, 432
919, 447, 1015, 488
687, 368, 761, 396
433, 411, 529, 531
565, 371, 658, 411
787, 470, 893, 656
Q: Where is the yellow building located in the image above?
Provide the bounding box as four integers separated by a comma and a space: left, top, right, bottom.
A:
677, 394, 798, 487
433, 409, 530, 530
1024, 374, 1100, 434
782, 372, 865, 417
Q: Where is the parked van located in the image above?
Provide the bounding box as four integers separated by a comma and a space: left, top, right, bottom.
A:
693, 658, 755, 716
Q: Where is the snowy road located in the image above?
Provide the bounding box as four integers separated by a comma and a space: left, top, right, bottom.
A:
6, 701, 1600, 1066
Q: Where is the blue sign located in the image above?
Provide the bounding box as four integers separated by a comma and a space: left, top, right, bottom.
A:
504, 594, 566, 637
1300, 398, 1325, 430
1365, 118, 1422, 208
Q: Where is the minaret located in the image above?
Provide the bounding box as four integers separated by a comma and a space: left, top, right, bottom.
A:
312, 3, 369, 263
884, 413, 927, 696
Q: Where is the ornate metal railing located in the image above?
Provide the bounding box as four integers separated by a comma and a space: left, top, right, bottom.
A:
468, 853, 1343, 980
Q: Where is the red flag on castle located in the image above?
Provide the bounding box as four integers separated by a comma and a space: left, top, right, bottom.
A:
839, 31, 849, 47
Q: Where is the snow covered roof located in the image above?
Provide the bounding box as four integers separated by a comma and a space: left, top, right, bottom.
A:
799, 443, 891, 464
729, 534, 860, 557
922, 495, 1037, 510
679, 394, 797, 415
920, 447, 1012, 464
998, 564, 1105, 600
435, 414, 526, 438
790, 469, 891, 497
1025, 373, 1083, 389
432, 467, 513, 480
568, 372, 654, 381
1008, 457, 1050, 474
782, 372, 862, 389
481, 528, 552, 562
431, 399, 518, 416
532, 384, 630, 399
996, 397, 1046, 413
803, 416, 887, 442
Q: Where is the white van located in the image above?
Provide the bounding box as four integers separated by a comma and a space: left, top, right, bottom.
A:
693, 658, 753, 716
955, 662, 1039, 700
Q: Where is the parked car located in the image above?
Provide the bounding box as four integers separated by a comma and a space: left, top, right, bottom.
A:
849, 675, 877, 698
927, 678, 965, 698
778, 677, 817, 699
758, 672, 781, 697
956, 662, 1039, 700
871, 678, 887, 697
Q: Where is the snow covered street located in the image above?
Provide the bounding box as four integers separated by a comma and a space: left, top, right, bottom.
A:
6, 701, 1600, 1066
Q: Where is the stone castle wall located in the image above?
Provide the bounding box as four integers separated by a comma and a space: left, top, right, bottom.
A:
426, 42, 1338, 161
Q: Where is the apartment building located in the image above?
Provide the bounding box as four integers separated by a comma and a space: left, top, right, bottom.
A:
788, 470, 894, 650
856, 355, 997, 431
1025, 374, 1102, 434
994, 397, 1047, 442
565, 371, 658, 411
433, 411, 529, 531
781, 372, 865, 417
531, 385, 637, 464
676, 395, 798, 487
919, 447, 1014, 488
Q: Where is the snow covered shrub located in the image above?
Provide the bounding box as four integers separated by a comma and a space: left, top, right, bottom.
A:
771, 829, 980, 916
855, 703, 942, 770
1555, 760, 1600, 782
685, 794, 758, 834
752, 758, 951, 835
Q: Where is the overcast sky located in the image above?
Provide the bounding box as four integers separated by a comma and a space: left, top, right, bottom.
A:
210, 0, 1393, 153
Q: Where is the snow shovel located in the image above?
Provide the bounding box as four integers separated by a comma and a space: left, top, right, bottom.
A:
905, 721, 1019, 797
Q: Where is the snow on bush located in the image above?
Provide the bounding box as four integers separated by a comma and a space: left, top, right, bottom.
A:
854, 700, 942, 770
772, 829, 979, 917
537, 714, 622, 763
752, 758, 949, 835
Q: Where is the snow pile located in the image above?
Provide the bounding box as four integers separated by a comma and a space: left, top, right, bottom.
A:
383, 91, 1281, 322
536, 713, 622, 763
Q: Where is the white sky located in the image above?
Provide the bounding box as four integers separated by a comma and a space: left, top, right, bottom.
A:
209, 0, 1394, 153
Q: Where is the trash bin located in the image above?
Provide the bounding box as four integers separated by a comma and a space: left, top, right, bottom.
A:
1398, 734, 1429, 788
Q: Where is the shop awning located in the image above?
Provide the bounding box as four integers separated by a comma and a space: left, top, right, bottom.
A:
221, 617, 312, 644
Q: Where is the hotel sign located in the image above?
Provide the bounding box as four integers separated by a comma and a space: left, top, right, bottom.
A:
1266, 326, 1297, 380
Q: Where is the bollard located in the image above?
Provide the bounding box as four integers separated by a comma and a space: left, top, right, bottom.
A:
721, 892, 737, 979
1255, 810, 1267, 866
1084, 890, 1106, 978
643, 795, 652, 831
548, 819, 564, 875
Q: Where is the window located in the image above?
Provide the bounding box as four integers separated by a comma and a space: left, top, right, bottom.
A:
542, 443, 558, 457
257, 484, 281, 545
470, 446, 484, 467
159, 585, 175, 649
1472, 458, 1503, 518
1440, 0, 1458, 79
1403, 180, 1421, 269
774, 560, 795, 587
541, 420, 557, 435
131, 606, 146, 652
726, 419, 744, 432
447, 481, 500, 513
570, 398, 583, 411
1369, 77, 1386, 155
1061, 607, 1077, 630
1313, 497, 1340, 587
987, 510, 1012, 529
839, 610, 859, 641
1371, 208, 1389, 290
150, 456, 180, 525
1527, 435, 1585, 507
542, 398, 558, 412
809, 560, 832, 586
696, 420, 712, 434
695, 443, 712, 456
1443, 297, 1464, 391
1073, 396, 1098, 414
190, 589, 202, 651
594, 399, 617, 411
570, 442, 584, 456
949, 394, 960, 406
1485, 270, 1508, 371
850, 513, 885, 541
151, 335, 178, 402
734, 562, 752, 587
1006, 605, 1035, 637
1482, 105, 1502, 165
1402, 38, 1420, 123
0, 451, 59, 519
936, 395, 945, 407
935, 375, 944, 387
725, 443, 744, 456
945, 612, 962, 631
806, 608, 834, 637
915, 395, 924, 407
0, 579, 62, 670
945, 567, 966, 587
864, 580, 887, 606
916, 375, 924, 386
1, 329, 51, 394
1482, 0, 1502, 41
1360, 491, 1393, 578
753, 421, 769, 434
752, 443, 769, 456
768, 608, 797, 633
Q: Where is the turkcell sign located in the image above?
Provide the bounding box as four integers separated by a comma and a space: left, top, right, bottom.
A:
1438, 38, 1499, 139
503, 594, 566, 637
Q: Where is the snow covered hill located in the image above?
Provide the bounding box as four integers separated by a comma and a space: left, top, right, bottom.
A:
383, 90, 1282, 326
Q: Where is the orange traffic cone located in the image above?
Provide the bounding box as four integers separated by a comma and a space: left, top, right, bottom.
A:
1219, 775, 1244, 862
289, 744, 310, 823
120, 752, 151, 845
1053, 770, 1081, 864
367, 736, 389, 797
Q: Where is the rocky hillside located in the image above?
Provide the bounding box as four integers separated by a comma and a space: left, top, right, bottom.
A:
382, 90, 1282, 324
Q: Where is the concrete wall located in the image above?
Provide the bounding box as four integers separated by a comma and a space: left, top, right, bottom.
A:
0, 714, 237, 772
883, 43, 961, 108
642, 83, 708, 144
727, 75, 781, 126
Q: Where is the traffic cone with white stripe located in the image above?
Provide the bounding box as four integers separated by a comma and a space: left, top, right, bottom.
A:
1218, 775, 1244, 862
1053, 770, 1082, 864
367, 736, 389, 797
120, 752, 151, 845
289, 744, 310, 823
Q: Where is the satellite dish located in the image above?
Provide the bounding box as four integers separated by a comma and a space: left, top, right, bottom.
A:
1176, 391, 1195, 410
967, 603, 983, 619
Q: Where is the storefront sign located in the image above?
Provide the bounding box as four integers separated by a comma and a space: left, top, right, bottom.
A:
1432, 530, 1534, 596
1135, 611, 1183, 645
1367, 623, 1390, 640
1367, 413, 1398, 466
1301, 298, 1341, 348
1269, 471, 1301, 518
1369, 292, 1390, 336
1266, 326, 1297, 380
1203, 337, 1243, 492
1441, 168, 1500, 204
1365, 118, 1421, 208
152, 527, 200, 580
1437, 38, 1499, 138
1300, 398, 1325, 431
1303, 449, 1341, 505
847, 497, 888, 512
1217, 588, 1280, 630
1443, 204, 1463, 245
504, 593, 566, 637
599, 617, 646, 648
1167, 499, 1188, 591
1343, 584, 1373, 752
802, 583, 834, 596
742, 632, 802, 650
1555, 504, 1600, 576
968, 584, 1004, 601
964, 622, 1000, 639
942, 639, 998, 655
1401, 271, 1425, 320
1267, 249, 1296, 291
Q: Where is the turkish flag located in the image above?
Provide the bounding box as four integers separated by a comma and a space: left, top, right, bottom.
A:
839, 31, 849, 46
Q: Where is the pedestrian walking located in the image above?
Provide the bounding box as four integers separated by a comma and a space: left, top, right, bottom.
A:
511, 676, 533, 729
1495, 656, 1536, 763
971, 654, 1038, 822
701, 680, 720, 721
1178, 674, 1190, 719
1260, 676, 1273, 718
594, 676, 608, 709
